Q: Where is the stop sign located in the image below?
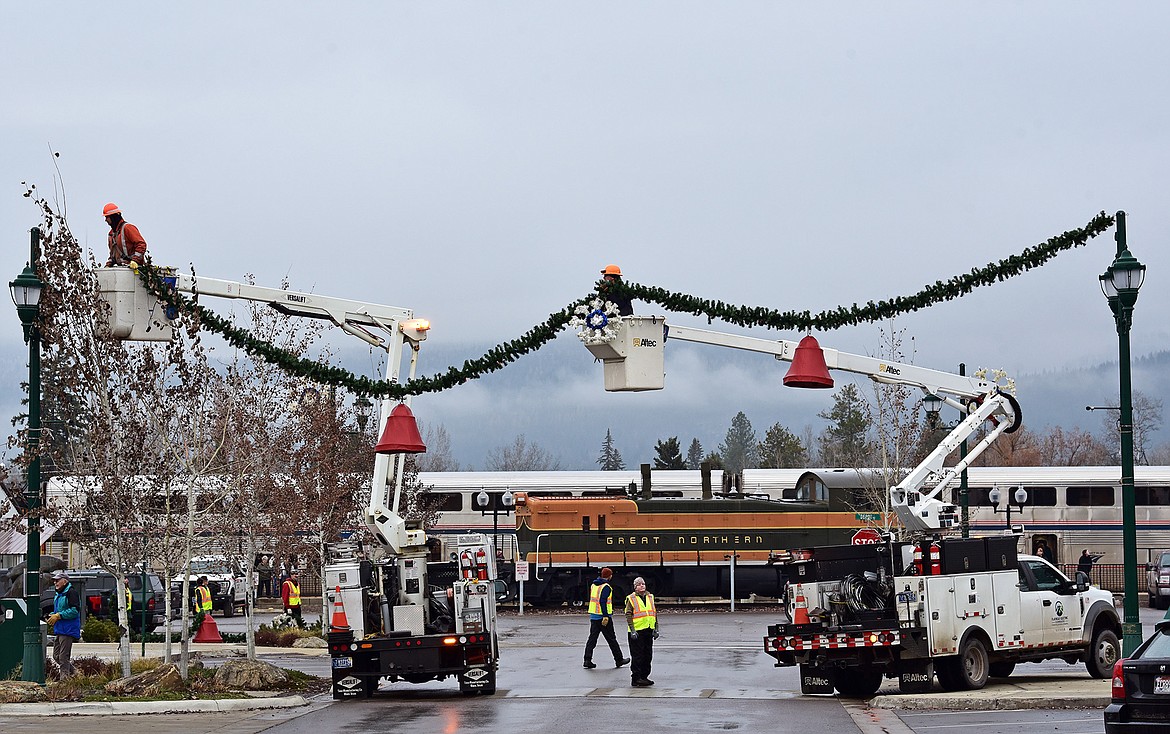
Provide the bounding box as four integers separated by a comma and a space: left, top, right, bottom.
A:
851, 528, 882, 545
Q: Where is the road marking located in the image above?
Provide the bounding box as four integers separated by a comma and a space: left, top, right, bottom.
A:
844, 702, 917, 734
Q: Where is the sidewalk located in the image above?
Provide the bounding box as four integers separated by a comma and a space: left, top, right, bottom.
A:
871, 669, 1110, 711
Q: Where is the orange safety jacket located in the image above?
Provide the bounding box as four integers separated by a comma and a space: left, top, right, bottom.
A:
107, 221, 148, 266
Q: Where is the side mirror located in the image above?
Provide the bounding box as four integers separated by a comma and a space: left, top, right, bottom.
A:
1075, 571, 1090, 592
493, 579, 511, 603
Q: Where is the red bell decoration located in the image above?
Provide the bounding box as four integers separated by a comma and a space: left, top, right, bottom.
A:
783, 335, 834, 389
374, 403, 428, 454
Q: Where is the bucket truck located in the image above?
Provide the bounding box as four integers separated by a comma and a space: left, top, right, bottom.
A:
576, 309, 1120, 696
97, 267, 502, 698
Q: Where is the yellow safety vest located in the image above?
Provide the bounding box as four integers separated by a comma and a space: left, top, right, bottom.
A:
196, 585, 213, 613
285, 580, 301, 606
588, 582, 612, 616
627, 592, 657, 631
126, 586, 132, 611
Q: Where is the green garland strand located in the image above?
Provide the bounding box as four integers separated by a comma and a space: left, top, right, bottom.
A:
609, 211, 1115, 331
136, 211, 1113, 398
135, 264, 592, 399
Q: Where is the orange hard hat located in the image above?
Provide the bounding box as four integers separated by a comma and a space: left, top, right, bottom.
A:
600, 264, 622, 276
102, 203, 121, 217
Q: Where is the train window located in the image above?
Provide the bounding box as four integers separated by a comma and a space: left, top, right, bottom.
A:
434, 493, 463, 511
1066, 486, 1115, 506
1028, 487, 1057, 506
1137, 486, 1170, 505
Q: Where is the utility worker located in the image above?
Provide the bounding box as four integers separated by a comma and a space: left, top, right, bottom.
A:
282, 570, 302, 624
582, 567, 630, 669
103, 202, 148, 267
599, 264, 634, 316
624, 576, 659, 687
123, 575, 132, 615
195, 576, 214, 616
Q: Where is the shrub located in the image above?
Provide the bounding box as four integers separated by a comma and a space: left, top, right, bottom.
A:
72, 656, 117, 678
81, 617, 121, 643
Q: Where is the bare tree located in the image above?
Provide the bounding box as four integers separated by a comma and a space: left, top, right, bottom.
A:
1039, 426, 1111, 466
415, 422, 460, 472
1099, 391, 1164, 465
485, 435, 562, 471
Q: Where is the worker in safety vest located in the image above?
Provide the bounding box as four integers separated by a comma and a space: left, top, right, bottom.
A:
103, 202, 148, 267
582, 567, 630, 669
123, 576, 132, 614
624, 576, 659, 687
282, 570, 302, 624
195, 576, 214, 615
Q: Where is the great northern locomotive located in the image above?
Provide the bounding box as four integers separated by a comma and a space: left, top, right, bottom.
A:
507, 482, 877, 606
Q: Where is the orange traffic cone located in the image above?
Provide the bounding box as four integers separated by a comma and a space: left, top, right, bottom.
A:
193, 612, 223, 643
330, 586, 350, 631
792, 585, 811, 625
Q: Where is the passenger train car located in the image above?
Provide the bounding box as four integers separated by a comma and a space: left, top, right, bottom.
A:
421, 466, 1170, 602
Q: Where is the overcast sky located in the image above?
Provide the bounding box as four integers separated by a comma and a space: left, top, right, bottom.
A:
4, 3, 1170, 468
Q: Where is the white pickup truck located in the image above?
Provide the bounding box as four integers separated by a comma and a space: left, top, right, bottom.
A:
175, 555, 248, 617
764, 538, 1122, 697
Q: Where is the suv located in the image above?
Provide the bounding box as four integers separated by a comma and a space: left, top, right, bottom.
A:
1147, 551, 1170, 610
174, 556, 247, 617
39, 569, 169, 633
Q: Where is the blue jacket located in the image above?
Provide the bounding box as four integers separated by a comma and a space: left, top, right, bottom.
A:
53, 582, 81, 639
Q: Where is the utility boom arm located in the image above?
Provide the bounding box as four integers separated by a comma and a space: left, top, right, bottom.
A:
581, 317, 1020, 534
162, 272, 430, 553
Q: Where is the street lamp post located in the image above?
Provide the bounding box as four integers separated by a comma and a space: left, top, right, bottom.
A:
1100, 210, 1146, 655
475, 489, 515, 561
987, 486, 1028, 532
11, 227, 44, 684
353, 396, 373, 433
923, 372, 972, 538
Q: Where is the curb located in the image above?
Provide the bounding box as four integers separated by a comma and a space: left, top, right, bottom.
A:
871, 692, 1112, 710
0, 694, 308, 717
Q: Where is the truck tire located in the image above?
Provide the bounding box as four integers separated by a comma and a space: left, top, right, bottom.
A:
1086, 628, 1120, 679
937, 637, 991, 691
222, 598, 235, 617
832, 669, 883, 698
988, 661, 1015, 678
953, 636, 989, 690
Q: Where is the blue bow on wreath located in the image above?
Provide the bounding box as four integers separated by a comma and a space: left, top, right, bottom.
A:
586, 308, 609, 330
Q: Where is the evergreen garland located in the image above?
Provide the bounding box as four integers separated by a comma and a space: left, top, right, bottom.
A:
608, 211, 1115, 331
135, 211, 1113, 398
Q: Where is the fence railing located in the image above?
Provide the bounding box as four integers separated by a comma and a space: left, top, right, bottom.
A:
1060, 563, 1129, 594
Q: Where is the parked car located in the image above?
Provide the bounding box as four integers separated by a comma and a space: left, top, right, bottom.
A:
1146, 551, 1170, 610
39, 569, 169, 633
173, 556, 247, 617
1105, 619, 1170, 732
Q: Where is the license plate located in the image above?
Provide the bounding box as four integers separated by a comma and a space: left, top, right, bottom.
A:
332, 657, 353, 669
1155, 676, 1170, 694
897, 592, 918, 603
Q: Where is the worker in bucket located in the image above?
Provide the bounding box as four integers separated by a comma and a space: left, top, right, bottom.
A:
103, 202, 148, 267
599, 264, 634, 316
